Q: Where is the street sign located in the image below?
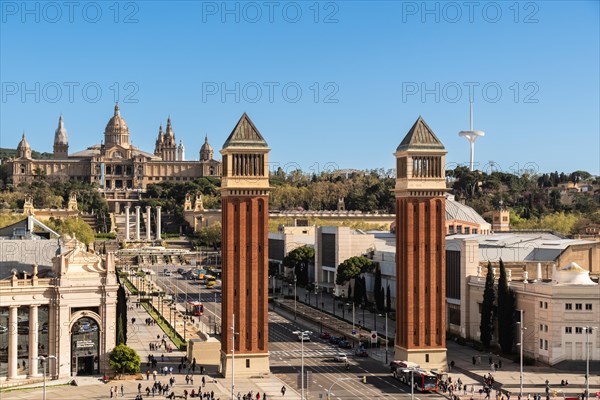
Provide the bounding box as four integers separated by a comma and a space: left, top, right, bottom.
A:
370, 331, 378, 344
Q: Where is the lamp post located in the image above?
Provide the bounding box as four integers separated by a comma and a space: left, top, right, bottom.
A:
294, 275, 298, 320
37, 355, 57, 400
516, 309, 527, 398
293, 330, 312, 400
584, 326, 597, 400
231, 314, 236, 400
379, 312, 388, 364
341, 290, 345, 321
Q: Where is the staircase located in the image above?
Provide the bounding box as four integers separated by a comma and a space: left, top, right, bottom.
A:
114, 211, 147, 240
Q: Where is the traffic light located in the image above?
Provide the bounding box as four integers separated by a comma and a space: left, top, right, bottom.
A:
362, 375, 367, 384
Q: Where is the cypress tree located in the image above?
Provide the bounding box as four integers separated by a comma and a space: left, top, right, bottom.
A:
480, 262, 495, 349
116, 284, 128, 345
497, 259, 516, 353
374, 266, 383, 310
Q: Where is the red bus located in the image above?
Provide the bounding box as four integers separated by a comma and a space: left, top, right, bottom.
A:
186, 301, 204, 316
393, 367, 438, 392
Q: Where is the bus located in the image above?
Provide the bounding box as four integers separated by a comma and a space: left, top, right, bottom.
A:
392, 365, 438, 392
186, 301, 204, 316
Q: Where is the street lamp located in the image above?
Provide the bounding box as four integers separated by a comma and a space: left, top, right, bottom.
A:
230, 314, 239, 400
293, 330, 312, 400
37, 355, 57, 400
516, 309, 527, 398
294, 275, 297, 321
584, 326, 597, 400
379, 312, 388, 364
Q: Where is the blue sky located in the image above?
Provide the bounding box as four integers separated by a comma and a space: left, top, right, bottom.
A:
1, 0, 599, 176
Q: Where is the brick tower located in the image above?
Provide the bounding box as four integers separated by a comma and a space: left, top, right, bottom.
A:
394, 116, 448, 370
219, 113, 270, 378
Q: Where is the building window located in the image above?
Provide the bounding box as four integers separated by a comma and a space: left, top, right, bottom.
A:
545, 325, 548, 332
449, 226, 455, 234
425, 354, 429, 363
544, 302, 548, 309
576, 303, 582, 310
565, 304, 572, 310
539, 324, 544, 331
576, 327, 583, 334
473, 229, 478, 234
540, 301, 543, 308
246, 359, 250, 368
464, 227, 470, 234
565, 327, 572, 334
544, 340, 548, 350
457, 226, 463, 234
539, 339, 543, 349
585, 304, 592, 310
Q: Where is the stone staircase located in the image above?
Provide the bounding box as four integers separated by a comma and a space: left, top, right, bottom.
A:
114, 211, 147, 240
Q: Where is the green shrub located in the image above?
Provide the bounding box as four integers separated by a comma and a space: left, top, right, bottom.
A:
108, 344, 140, 374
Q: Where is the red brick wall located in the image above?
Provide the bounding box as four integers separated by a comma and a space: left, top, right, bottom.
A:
221, 195, 269, 354
396, 196, 446, 350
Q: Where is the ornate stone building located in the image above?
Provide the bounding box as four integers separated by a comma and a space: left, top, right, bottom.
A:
6, 105, 221, 210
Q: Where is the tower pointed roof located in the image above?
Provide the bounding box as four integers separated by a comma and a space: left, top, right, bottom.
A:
165, 116, 174, 137
18, 132, 31, 150
54, 114, 68, 145
157, 124, 164, 142
397, 116, 445, 151
222, 113, 268, 148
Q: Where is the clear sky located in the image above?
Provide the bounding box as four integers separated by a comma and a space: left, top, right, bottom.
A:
1, 1, 599, 176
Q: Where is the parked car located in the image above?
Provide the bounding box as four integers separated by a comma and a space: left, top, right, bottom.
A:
177, 268, 185, 274
319, 332, 331, 340
163, 269, 172, 277
355, 347, 368, 357
334, 353, 348, 362
338, 339, 352, 349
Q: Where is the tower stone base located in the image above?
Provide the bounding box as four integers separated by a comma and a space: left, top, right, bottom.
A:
219, 351, 270, 378
394, 345, 448, 372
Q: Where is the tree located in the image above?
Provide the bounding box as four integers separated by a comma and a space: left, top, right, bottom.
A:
116, 284, 128, 345
108, 344, 140, 375
497, 259, 516, 353
374, 266, 383, 311
283, 246, 314, 287
336, 256, 376, 285
194, 222, 222, 249
45, 216, 95, 246
480, 262, 495, 349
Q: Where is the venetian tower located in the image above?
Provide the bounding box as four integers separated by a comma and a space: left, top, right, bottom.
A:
53, 114, 69, 159
219, 113, 270, 377
394, 116, 448, 370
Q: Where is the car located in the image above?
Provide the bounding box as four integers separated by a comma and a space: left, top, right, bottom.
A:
206, 284, 214, 289
319, 332, 331, 340
0, 325, 8, 334
334, 353, 348, 362
329, 336, 342, 345
163, 269, 172, 276
297, 332, 310, 342
338, 339, 352, 349
177, 268, 185, 274
355, 347, 368, 357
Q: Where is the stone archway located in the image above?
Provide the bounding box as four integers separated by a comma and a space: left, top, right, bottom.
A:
70, 312, 102, 376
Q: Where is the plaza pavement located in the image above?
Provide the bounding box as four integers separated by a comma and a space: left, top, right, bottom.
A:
2, 282, 598, 400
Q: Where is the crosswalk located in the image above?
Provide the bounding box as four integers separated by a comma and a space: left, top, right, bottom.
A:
270, 349, 352, 359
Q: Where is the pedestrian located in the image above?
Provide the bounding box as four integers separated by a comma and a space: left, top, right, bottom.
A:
450, 360, 455, 370
121, 384, 124, 397
110, 386, 114, 398
498, 359, 502, 369
281, 386, 286, 396
138, 382, 142, 394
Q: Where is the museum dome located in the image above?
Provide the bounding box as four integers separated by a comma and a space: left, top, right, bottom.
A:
104, 103, 130, 146
200, 135, 214, 161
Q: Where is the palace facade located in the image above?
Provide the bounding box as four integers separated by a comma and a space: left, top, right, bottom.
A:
6, 104, 221, 193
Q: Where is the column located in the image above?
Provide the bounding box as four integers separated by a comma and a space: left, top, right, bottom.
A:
7, 305, 18, 379
125, 206, 130, 241
28, 305, 39, 377
156, 206, 162, 240
135, 206, 141, 241
145, 206, 152, 241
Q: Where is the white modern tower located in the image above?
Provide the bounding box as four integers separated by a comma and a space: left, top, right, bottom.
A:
458, 99, 485, 171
